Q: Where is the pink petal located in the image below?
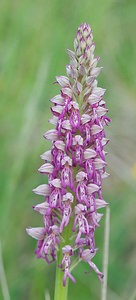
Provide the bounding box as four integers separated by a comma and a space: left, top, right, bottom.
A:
95, 198, 108, 209
54, 140, 65, 151
62, 120, 72, 130
38, 163, 54, 174
88, 94, 100, 105
91, 67, 102, 77
43, 129, 58, 141
33, 202, 50, 215
94, 158, 106, 170
50, 94, 64, 105
49, 115, 58, 125
84, 148, 97, 159
88, 183, 99, 194
92, 87, 106, 97
26, 227, 45, 240
91, 124, 103, 135
40, 150, 52, 161
56, 76, 70, 87
52, 105, 63, 114
61, 87, 72, 97
81, 114, 91, 124
50, 178, 61, 188
33, 184, 51, 196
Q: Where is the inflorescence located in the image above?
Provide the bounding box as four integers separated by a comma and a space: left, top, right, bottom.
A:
26, 23, 110, 286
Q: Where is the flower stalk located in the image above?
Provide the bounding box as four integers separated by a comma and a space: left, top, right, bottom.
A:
26, 23, 110, 300
54, 252, 69, 300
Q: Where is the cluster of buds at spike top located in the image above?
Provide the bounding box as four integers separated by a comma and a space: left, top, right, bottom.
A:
26, 23, 110, 286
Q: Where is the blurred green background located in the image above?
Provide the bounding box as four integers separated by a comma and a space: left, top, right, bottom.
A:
0, 0, 136, 299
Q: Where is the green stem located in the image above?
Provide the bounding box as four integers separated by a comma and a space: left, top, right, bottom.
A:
54, 251, 69, 300
54, 208, 74, 300
54, 168, 78, 300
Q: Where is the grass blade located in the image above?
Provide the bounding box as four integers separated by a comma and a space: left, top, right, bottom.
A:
0, 241, 10, 300
101, 206, 110, 300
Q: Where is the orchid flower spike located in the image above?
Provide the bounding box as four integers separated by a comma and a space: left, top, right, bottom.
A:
26, 22, 110, 287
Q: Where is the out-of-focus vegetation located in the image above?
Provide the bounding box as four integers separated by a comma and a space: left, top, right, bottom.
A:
0, 0, 136, 299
